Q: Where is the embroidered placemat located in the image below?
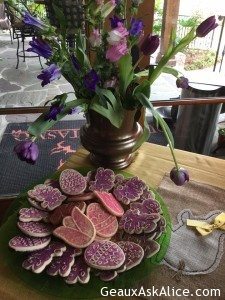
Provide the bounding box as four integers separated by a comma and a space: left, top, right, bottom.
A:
135, 174, 225, 299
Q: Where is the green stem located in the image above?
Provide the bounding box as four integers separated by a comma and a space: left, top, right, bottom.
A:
133, 55, 144, 70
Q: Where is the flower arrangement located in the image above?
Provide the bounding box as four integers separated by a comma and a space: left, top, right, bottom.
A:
8, 0, 217, 185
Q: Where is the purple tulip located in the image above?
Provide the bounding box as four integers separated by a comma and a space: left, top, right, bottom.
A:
23, 11, 46, 30
83, 69, 100, 92
196, 16, 218, 37
176, 76, 189, 89
140, 34, 160, 56
71, 54, 81, 71
37, 64, 61, 87
14, 141, 39, 164
27, 37, 52, 59
129, 18, 144, 36
44, 102, 64, 121
170, 167, 189, 186
110, 15, 125, 29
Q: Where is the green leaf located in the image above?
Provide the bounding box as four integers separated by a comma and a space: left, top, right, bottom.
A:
133, 80, 151, 100
162, 66, 179, 78
95, 87, 118, 110
52, 3, 67, 30
90, 97, 124, 128
132, 116, 150, 152
134, 70, 149, 78
28, 99, 87, 137
101, 1, 116, 18
118, 54, 134, 96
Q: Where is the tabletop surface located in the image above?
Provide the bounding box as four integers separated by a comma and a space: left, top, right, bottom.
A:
1, 143, 225, 300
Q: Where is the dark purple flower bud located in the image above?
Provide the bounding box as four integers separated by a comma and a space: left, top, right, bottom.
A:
176, 76, 189, 89
140, 34, 160, 56
196, 16, 218, 37
37, 64, 61, 87
129, 18, 144, 36
83, 69, 100, 92
170, 167, 189, 186
110, 15, 125, 29
45, 102, 64, 121
14, 141, 39, 164
27, 37, 52, 59
71, 54, 81, 71
23, 11, 45, 30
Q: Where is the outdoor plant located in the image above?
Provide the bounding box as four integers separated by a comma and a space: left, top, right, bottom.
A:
8, 0, 217, 185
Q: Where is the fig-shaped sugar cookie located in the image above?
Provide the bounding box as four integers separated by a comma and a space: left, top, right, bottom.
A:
9, 235, 51, 252
59, 169, 87, 195
65, 256, 91, 284
19, 207, 49, 222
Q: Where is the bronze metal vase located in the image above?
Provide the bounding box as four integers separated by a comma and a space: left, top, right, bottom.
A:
80, 109, 143, 169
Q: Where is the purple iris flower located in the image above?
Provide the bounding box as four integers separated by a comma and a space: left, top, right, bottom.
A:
130, 18, 144, 36
27, 37, 52, 59
23, 11, 46, 30
44, 102, 64, 121
110, 15, 125, 29
37, 64, 61, 87
170, 167, 189, 186
84, 69, 100, 92
14, 140, 39, 164
71, 54, 81, 71
176, 76, 189, 89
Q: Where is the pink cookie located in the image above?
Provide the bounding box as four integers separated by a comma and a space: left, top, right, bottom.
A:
67, 192, 95, 202
22, 242, 66, 273
9, 235, 51, 252
59, 169, 87, 195
28, 184, 66, 210
17, 221, 53, 237
19, 207, 49, 222
86, 203, 118, 238
49, 202, 86, 226
94, 191, 124, 217
53, 207, 96, 248
84, 241, 125, 270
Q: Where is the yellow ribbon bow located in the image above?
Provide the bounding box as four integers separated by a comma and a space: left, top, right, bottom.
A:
186, 212, 225, 236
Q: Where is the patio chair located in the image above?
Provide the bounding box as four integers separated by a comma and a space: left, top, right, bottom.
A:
4, 2, 43, 69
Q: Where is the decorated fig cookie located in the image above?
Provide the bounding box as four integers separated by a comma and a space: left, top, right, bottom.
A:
119, 210, 160, 234
59, 169, 87, 195
139, 188, 156, 201
94, 191, 124, 217
123, 233, 161, 258
114, 174, 125, 185
84, 240, 125, 270
28, 184, 66, 210
47, 246, 82, 277
96, 270, 118, 282
89, 167, 115, 192
53, 207, 96, 248
86, 203, 118, 238
113, 177, 146, 205
117, 241, 144, 272
17, 221, 53, 237
22, 242, 66, 273
65, 256, 91, 284
28, 198, 49, 211
67, 192, 95, 202
49, 202, 86, 226
19, 207, 49, 222
130, 198, 162, 214
9, 235, 51, 252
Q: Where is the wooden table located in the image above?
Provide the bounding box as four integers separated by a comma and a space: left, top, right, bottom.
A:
0, 143, 225, 300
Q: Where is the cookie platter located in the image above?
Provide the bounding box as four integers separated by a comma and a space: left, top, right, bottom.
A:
1, 167, 171, 298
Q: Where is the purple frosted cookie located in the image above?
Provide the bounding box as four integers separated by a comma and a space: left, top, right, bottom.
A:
96, 270, 118, 281
114, 174, 125, 186
119, 209, 160, 234
113, 177, 145, 205
9, 235, 51, 252
123, 233, 160, 258
89, 167, 115, 192
19, 207, 49, 222
59, 169, 87, 195
28, 184, 66, 210
117, 241, 144, 272
65, 256, 91, 284
22, 242, 66, 273
17, 221, 53, 237
130, 198, 161, 214
47, 246, 82, 277
139, 189, 156, 201
84, 241, 125, 270
28, 198, 49, 211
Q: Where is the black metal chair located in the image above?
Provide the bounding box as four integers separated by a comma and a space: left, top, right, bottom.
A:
4, 2, 43, 69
